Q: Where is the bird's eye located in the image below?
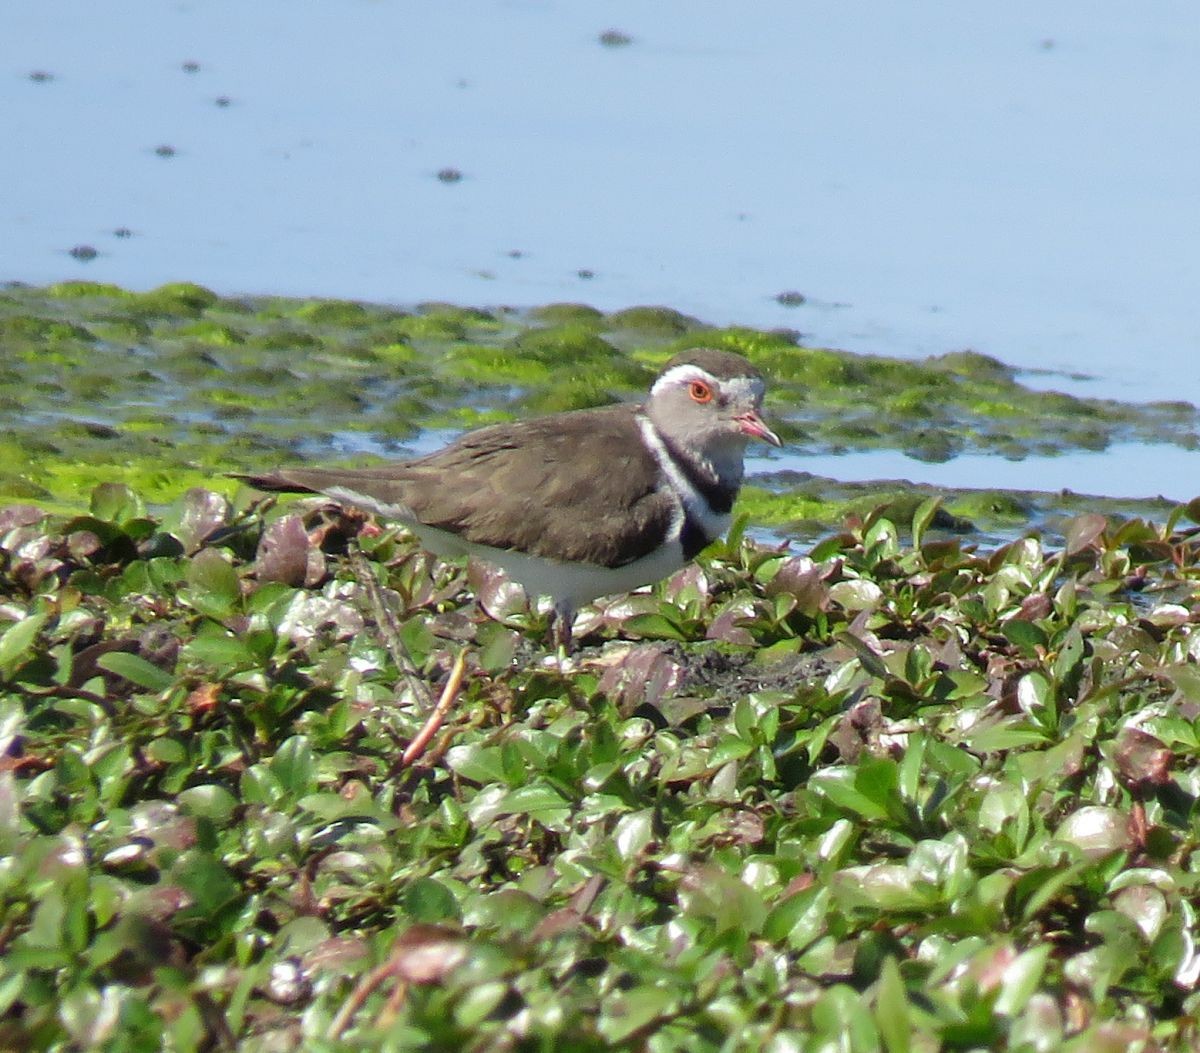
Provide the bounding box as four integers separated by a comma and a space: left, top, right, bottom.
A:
688, 380, 714, 403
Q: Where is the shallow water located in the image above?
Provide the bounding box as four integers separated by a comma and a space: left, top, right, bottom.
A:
336, 421, 1193, 505
4, 2, 1198, 481
749, 444, 1199, 503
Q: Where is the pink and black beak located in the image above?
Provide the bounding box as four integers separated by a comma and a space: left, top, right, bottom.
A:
735, 410, 782, 447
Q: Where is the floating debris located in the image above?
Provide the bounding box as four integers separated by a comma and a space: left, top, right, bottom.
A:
599, 29, 634, 47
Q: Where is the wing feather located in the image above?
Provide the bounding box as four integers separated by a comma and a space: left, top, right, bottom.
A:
237, 404, 678, 568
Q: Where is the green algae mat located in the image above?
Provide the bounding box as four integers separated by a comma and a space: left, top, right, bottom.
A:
2, 280, 1195, 534
6, 283, 1200, 1049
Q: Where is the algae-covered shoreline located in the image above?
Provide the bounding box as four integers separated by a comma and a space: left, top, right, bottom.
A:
2, 280, 1196, 540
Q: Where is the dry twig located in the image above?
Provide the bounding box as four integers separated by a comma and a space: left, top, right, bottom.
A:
327, 959, 397, 1041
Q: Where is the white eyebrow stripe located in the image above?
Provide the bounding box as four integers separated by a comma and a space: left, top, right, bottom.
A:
651, 364, 764, 403
650, 364, 717, 398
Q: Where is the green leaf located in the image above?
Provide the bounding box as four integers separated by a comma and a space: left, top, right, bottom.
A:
96, 651, 176, 692
1181, 496, 1200, 527
181, 624, 254, 673
90, 482, 146, 525
1016, 863, 1088, 921
813, 985, 881, 1046
897, 732, 926, 803
297, 792, 396, 828
1002, 619, 1047, 656
498, 784, 570, 819
856, 757, 900, 812
1053, 623, 1086, 683
182, 547, 241, 620
0, 611, 47, 677
622, 612, 688, 641
911, 496, 941, 550
828, 579, 884, 612
598, 985, 675, 1043
271, 735, 316, 797
995, 944, 1051, 1016
172, 850, 242, 917
240, 763, 285, 805
863, 516, 900, 559
964, 722, 1050, 753
875, 956, 910, 1053
0, 972, 25, 1017
274, 916, 332, 957
404, 877, 461, 923
725, 512, 749, 552
810, 768, 889, 821
445, 744, 508, 785
763, 885, 831, 950
613, 809, 654, 863
709, 734, 754, 767
146, 737, 187, 764
454, 982, 510, 1029
1017, 671, 1054, 721
733, 697, 758, 741
178, 784, 239, 824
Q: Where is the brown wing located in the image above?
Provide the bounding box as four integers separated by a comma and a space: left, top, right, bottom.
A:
237, 404, 677, 568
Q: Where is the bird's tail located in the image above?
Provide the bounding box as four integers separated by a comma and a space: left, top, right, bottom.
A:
229, 469, 329, 494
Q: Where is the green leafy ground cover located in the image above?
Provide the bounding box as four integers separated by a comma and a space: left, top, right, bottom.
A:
5, 282, 1200, 1050
4, 484, 1200, 1050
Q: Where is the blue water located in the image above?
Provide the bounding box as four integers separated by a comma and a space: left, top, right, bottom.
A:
748, 445, 1193, 503
4, 1, 1199, 493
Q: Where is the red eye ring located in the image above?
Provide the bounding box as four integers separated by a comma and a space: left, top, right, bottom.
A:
688, 380, 714, 403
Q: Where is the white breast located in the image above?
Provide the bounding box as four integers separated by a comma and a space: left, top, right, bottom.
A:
412, 523, 687, 608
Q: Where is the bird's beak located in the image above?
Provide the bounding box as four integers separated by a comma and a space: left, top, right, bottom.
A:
736, 410, 782, 447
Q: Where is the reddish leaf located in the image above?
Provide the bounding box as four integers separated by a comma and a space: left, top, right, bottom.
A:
530, 908, 586, 942
0, 505, 47, 533
257, 515, 317, 586
1064, 513, 1107, 556
1056, 805, 1132, 858
765, 556, 829, 616
390, 924, 468, 984
171, 488, 231, 553
725, 810, 765, 845
1014, 593, 1052, 621
305, 936, 371, 973
706, 607, 755, 646
67, 530, 103, 561
186, 682, 222, 714
597, 644, 686, 710
1113, 727, 1172, 787
471, 563, 528, 622
129, 884, 194, 921
663, 564, 709, 603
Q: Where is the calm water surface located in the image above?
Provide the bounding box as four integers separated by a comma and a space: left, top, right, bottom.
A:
4, 1, 1199, 494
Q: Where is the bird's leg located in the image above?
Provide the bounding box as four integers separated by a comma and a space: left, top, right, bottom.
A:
350, 545, 432, 710
550, 600, 575, 660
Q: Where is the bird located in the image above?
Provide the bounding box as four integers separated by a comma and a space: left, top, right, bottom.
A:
237, 347, 780, 652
